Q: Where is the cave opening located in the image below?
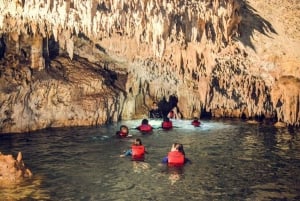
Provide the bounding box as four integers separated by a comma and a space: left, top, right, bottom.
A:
0, 36, 6, 60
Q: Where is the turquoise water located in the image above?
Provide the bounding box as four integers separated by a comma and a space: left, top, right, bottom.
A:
0, 119, 300, 201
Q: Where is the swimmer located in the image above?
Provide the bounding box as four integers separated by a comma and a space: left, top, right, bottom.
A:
120, 138, 148, 161
116, 125, 131, 138
191, 117, 201, 127
161, 117, 173, 130
161, 143, 191, 166
135, 119, 153, 133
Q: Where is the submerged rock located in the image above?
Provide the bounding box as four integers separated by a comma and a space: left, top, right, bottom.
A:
0, 152, 32, 186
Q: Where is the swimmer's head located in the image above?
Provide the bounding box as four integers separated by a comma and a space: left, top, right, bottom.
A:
141, 119, 149, 125
134, 138, 142, 145
120, 125, 129, 134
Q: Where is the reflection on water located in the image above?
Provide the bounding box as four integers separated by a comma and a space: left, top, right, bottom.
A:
0, 176, 50, 200
0, 119, 300, 201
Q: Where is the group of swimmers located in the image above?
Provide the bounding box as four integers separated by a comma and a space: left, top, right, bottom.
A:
116, 116, 201, 137
119, 137, 190, 166
115, 100, 201, 166
148, 101, 201, 129
116, 117, 200, 166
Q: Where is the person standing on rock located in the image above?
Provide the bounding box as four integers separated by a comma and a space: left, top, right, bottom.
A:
167, 106, 181, 120
149, 102, 163, 119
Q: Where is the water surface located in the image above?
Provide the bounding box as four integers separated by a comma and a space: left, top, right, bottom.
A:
0, 119, 300, 201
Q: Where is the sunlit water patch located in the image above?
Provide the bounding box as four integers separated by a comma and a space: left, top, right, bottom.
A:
0, 119, 300, 200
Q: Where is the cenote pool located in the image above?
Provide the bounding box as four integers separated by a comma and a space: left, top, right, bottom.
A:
0, 119, 300, 201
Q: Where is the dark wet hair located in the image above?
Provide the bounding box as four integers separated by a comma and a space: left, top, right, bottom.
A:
163, 116, 170, 122
141, 119, 149, 125
116, 125, 129, 136
120, 125, 128, 130
174, 143, 185, 156
134, 138, 142, 145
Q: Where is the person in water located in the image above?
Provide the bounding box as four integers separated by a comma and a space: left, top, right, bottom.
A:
191, 117, 201, 127
116, 125, 130, 138
136, 119, 153, 133
161, 117, 173, 130
149, 102, 163, 119
162, 143, 191, 166
120, 138, 147, 161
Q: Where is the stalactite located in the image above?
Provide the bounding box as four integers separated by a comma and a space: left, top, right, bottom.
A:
0, 0, 299, 133
0, 0, 241, 59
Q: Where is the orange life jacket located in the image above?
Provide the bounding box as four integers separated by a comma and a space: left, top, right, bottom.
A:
138, 124, 152, 132
162, 121, 173, 129
131, 145, 145, 161
168, 151, 184, 166
192, 120, 201, 127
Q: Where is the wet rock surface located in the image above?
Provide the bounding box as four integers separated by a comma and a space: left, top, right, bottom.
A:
0, 152, 32, 186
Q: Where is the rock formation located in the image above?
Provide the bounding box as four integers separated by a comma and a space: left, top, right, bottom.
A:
0, 0, 299, 133
0, 152, 32, 185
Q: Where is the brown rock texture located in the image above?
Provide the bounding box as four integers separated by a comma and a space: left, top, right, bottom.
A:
0, 49, 125, 132
0, 152, 32, 186
0, 0, 299, 132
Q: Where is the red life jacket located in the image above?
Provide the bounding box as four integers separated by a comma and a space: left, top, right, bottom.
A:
131, 145, 145, 161
138, 124, 152, 132
162, 121, 173, 129
168, 151, 184, 166
118, 131, 128, 137
192, 120, 201, 127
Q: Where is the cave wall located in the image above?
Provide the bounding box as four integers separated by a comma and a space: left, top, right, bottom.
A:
0, 0, 299, 133
0, 42, 125, 133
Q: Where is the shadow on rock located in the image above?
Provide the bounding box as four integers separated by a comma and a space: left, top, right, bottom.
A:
237, 0, 277, 50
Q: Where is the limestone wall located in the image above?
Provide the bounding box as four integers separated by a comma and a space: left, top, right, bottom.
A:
0, 0, 299, 132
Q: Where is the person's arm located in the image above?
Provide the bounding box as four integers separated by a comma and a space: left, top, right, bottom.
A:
145, 148, 149, 154
184, 157, 192, 164
161, 156, 168, 164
